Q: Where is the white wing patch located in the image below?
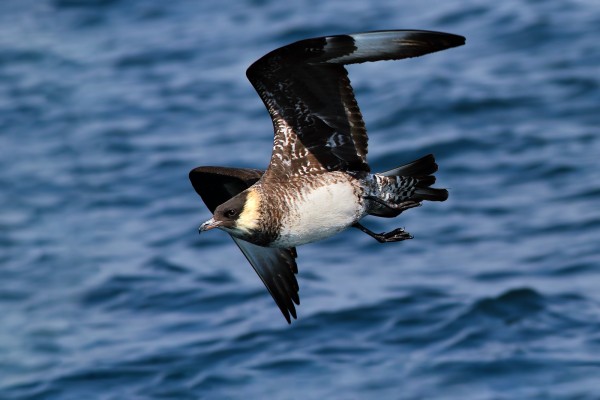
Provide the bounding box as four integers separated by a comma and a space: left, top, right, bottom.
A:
324, 33, 402, 64
325, 132, 349, 149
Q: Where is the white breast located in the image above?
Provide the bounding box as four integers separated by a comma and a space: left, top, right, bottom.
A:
275, 180, 363, 247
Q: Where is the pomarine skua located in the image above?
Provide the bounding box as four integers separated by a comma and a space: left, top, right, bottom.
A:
189, 30, 465, 323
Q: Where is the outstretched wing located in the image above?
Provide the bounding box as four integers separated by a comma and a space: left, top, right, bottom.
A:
247, 30, 465, 178
189, 166, 300, 323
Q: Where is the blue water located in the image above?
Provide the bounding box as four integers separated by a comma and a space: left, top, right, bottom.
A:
1, 0, 599, 398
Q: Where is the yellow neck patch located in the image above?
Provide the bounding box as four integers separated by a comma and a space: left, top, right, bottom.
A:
237, 188, 261, 233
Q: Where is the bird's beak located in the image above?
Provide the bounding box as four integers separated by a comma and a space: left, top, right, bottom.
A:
199, 217, 221, 233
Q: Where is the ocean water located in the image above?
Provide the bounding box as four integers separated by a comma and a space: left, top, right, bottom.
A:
1, 0, 599, 398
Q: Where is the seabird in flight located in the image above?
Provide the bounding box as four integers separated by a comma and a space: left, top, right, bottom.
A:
189, 30, 465, 323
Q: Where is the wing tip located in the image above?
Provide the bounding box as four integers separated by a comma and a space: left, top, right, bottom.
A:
279, 300, 298, 324
405, 29, 466, 49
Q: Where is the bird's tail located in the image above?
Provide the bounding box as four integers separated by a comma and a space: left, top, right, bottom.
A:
367, 154, 448, 218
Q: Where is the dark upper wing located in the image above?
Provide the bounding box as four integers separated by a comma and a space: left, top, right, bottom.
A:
189, 166, 300, 323
189, 166, 263, 211
246, 30, 465, 178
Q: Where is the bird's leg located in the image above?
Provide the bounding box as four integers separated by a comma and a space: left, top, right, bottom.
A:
353, 222, 413, 243
367, 197, 422, 213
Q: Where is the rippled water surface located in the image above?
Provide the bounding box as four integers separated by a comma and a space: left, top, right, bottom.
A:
1, 0, 600, 399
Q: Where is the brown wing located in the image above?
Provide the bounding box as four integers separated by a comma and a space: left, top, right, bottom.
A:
189, 166, 300, 323
246, 30, 466, 178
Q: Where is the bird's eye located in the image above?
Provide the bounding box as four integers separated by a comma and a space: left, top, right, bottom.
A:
224, 209, 237, 218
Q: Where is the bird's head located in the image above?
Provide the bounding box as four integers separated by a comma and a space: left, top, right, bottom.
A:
199, 189, 261, 240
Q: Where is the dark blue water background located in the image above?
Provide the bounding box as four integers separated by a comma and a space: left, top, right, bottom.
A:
1, 0, 599, 398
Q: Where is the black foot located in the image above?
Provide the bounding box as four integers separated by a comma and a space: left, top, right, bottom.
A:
377, 227, 414, 243
353, 223, 413, 243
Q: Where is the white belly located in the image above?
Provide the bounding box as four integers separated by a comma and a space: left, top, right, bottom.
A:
274, 181, 363, 247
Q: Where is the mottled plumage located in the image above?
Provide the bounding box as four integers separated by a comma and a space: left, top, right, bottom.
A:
190, 30, 465, 323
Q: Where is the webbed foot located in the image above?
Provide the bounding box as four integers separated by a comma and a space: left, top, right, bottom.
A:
353, 223, 413, 243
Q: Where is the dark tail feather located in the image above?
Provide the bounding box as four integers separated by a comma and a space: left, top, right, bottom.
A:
414, 187, 449, 202
381, 154, 438, 177
382, 153, 448, 202
369, 154, 447, 218
416, 175, 436, 188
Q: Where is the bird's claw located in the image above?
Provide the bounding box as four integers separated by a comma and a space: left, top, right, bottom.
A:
378, 227, 413, 243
